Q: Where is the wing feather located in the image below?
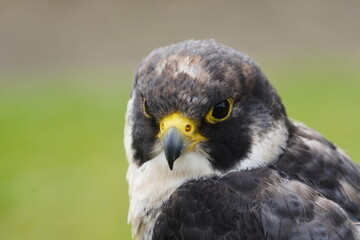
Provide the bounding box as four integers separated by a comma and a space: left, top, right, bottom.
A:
273, 121, 360, 221
153, 168, 360, 240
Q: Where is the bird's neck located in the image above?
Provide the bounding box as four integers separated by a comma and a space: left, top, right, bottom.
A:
232, 119, 289, 170
126, 152, 218, 239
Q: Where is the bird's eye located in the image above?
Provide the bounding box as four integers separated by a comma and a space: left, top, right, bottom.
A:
205, 98, 233, 124
143, 100, 152, 118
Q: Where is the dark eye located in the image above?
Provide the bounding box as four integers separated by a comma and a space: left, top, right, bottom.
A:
143, 100, 152, 118
206, 99, 233, 124
212, 101, 230, 119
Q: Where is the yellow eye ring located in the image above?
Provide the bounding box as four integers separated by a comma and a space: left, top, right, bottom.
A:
143, 100, 152, 118
205, 98, 233, 124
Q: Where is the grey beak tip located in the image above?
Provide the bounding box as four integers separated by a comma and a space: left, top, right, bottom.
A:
163, 128, 184, 171
168, 162, 174, 171
164, 145, 181, 170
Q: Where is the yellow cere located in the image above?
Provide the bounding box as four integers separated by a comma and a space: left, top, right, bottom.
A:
158, 112, 207, 150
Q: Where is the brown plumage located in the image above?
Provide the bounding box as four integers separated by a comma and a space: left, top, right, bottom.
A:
125, 39, 360, 239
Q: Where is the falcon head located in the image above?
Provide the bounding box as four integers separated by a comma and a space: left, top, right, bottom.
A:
125, 39, 289, 174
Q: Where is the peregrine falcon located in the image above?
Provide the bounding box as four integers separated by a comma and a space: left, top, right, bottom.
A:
124, 39, 360, 239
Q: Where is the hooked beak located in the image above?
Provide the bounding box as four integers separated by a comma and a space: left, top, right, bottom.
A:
158, 112, 207, 170
163, 127, 185, 170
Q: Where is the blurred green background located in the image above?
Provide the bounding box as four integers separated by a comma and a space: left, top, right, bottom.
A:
1, 1, 360, 240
